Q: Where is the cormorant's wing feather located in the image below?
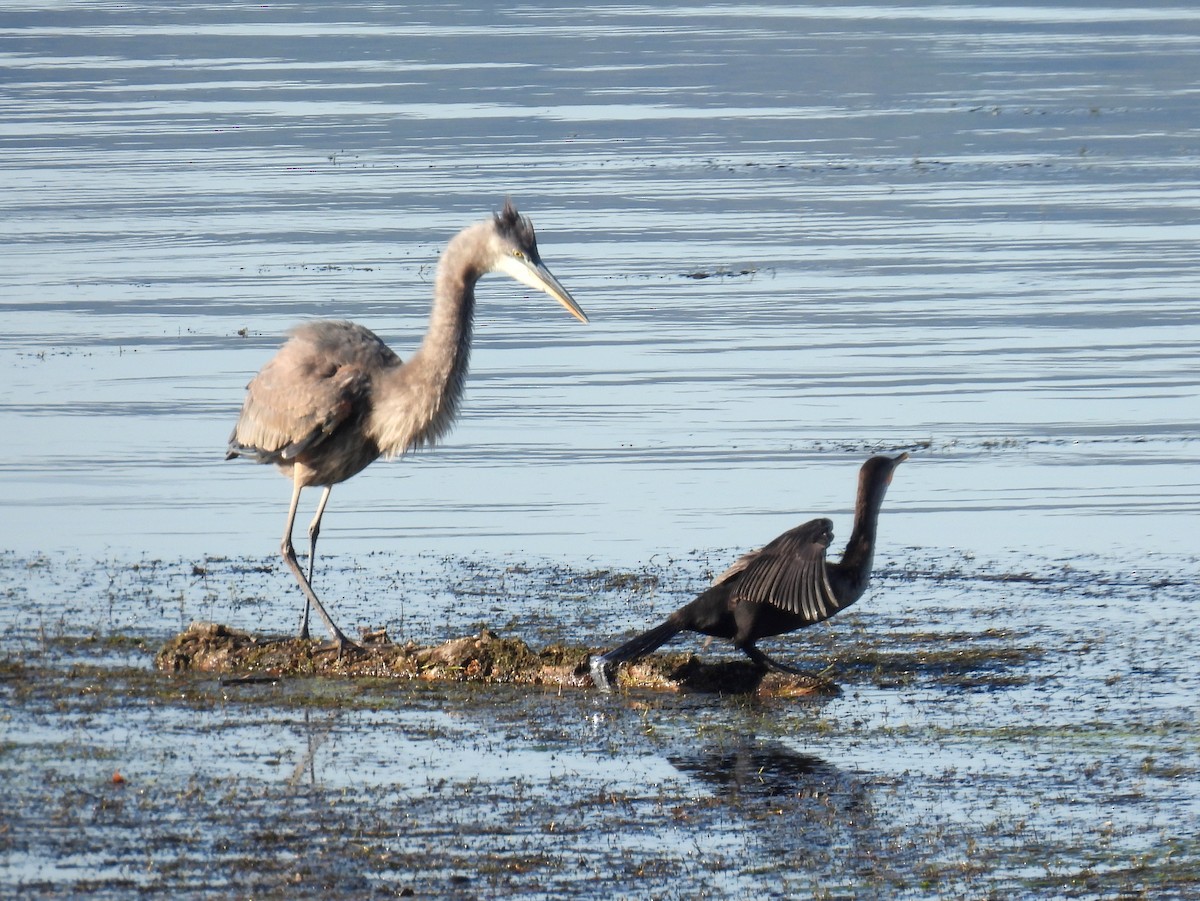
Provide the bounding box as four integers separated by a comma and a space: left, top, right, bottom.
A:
712, 548, 761, 585
721, 518, 835, 622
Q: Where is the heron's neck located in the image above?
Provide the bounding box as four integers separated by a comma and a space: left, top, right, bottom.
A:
419, 228, 481, 392
371, 226, 484, 456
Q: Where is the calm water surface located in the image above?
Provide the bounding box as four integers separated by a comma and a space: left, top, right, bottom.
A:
2, 3, 1199, 897
3, 1, 1197, 571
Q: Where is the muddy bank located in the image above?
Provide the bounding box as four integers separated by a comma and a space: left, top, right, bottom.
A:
155, 621, 839, 698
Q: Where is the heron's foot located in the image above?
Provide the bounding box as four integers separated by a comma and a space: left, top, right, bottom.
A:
311, 635, 366, 659
590, 655, 616, 692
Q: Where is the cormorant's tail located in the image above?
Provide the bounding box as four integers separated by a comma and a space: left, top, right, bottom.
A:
602, 619, 681, 665
590, 619, 680, 691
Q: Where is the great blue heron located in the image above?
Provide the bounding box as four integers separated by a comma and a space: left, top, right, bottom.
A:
590, 453, 907, 690
227, 200, 587, 648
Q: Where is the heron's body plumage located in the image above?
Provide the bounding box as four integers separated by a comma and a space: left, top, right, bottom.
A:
226, 201, 586, 646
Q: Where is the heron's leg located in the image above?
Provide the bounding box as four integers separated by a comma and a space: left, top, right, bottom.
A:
282, 480, 312, 639
739, 643, 811, 676
307, 486, 332, 583
281, 477, 353, 648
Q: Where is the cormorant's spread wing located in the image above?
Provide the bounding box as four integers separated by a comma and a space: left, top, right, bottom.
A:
719, 518, 836, 623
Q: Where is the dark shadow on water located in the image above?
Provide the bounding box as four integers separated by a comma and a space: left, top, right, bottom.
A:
670, 739, 884, 876
670, 739, 865, 803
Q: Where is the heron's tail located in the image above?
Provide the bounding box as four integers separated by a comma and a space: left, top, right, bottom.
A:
225, 436, 284, 464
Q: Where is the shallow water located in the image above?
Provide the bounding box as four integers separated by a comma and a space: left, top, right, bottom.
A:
2, 2, 1199, 898
3, 551, 1198, 897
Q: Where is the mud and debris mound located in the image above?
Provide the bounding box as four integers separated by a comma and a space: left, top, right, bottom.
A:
155, 622, 839, 697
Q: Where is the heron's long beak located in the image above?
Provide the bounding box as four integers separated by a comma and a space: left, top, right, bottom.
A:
497, 255, 589, 324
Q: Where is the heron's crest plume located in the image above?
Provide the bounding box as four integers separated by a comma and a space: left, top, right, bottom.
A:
494, 198, 538, 251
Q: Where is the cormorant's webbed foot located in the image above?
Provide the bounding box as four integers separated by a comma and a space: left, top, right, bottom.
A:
310, 635, 366, 659
589, 654, 616, 692
741, 644, 812, 676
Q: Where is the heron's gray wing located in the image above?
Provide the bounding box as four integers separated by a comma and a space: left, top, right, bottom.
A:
725, 518, 835, 623
230, 324, 391, 460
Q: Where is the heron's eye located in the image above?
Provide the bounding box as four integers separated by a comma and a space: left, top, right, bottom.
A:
512, 250, 526, 261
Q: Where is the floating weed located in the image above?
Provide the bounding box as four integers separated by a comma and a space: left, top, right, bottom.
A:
578, 568, 662, 592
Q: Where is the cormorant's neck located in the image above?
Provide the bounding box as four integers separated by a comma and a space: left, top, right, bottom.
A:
835, 473, 888, 594
841, 515, 879, 575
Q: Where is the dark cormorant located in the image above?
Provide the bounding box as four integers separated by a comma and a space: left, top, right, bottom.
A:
590, 453, 907, 690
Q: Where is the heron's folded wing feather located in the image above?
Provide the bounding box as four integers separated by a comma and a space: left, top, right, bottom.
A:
230, 339, 374, 460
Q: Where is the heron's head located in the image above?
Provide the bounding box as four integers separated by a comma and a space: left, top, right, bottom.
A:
489, 199, 588, 323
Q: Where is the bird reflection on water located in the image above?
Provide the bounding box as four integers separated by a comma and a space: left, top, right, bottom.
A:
670, 739, 881, 871
227, 201, 587, 648
671, 741, 861, 802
